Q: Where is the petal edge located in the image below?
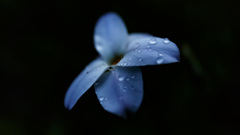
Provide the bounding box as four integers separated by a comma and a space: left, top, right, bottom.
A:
64, 57, 109, 110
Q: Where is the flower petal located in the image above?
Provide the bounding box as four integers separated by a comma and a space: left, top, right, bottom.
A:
117, 37, 180, 66
126, 33, 153, 52
127, 33, 152, 44
94, 67, 143, 118
94, 12, 128, 63
64, 57, 109, 110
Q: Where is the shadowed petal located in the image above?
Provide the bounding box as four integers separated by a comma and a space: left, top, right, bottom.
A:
94, 12, 128, 63
94, 67, 143, 118
117, 37, 180, 66
64, 58, 109, 110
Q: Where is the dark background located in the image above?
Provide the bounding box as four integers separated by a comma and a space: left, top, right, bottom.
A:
1, 0, 240, 135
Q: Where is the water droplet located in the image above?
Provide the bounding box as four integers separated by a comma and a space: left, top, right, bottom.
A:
131, 75, 135, 79
159, 53, 163, 56
138, 49, 142, 53
156, 57, 164, 64
149, 37, 157, 45
148, 49, 152, 51
147, 45, 150, 48
163, 38, 170, 43
99, 96, 104, 101
129, 57, 132, 60
126, 78, 130, 81
123, 86, 127, 92
138, 58, 142, 62
135, 42, 140, 48
104, 97, 108, 100
123, 63, 127, 66
118, 76, 124, 81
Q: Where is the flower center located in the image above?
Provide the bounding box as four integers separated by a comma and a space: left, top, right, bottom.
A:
111, 55, 123, 65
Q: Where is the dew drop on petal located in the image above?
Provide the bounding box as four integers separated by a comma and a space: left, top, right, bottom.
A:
138, 58, 142, 62
118, 76, 124, 81
135, 42, 140, 48
147, 45, 150, 48
156, 57, 164, 64
138, 49, 142, 53
131, 75, 135, 79
99, 96, 104, 102
149, 37, 157, 45
129, 57, 132, 60
123, 86, 127, 92
163, 38, 170, 44
159, 53, 163, 56
126, 78, 130, 81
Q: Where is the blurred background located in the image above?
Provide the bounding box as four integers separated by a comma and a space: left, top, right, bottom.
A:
0, 0, 239, 134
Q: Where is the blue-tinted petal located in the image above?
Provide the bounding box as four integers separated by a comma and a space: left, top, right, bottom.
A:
94, 12, 128, 63
126, 33, 153, 52
117, 37, 180, 66
64, 57, 109, 110
94, 67, 143, 118
127, 33, 152, 44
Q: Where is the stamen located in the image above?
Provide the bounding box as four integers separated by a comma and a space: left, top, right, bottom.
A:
111, 55, 123, 65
